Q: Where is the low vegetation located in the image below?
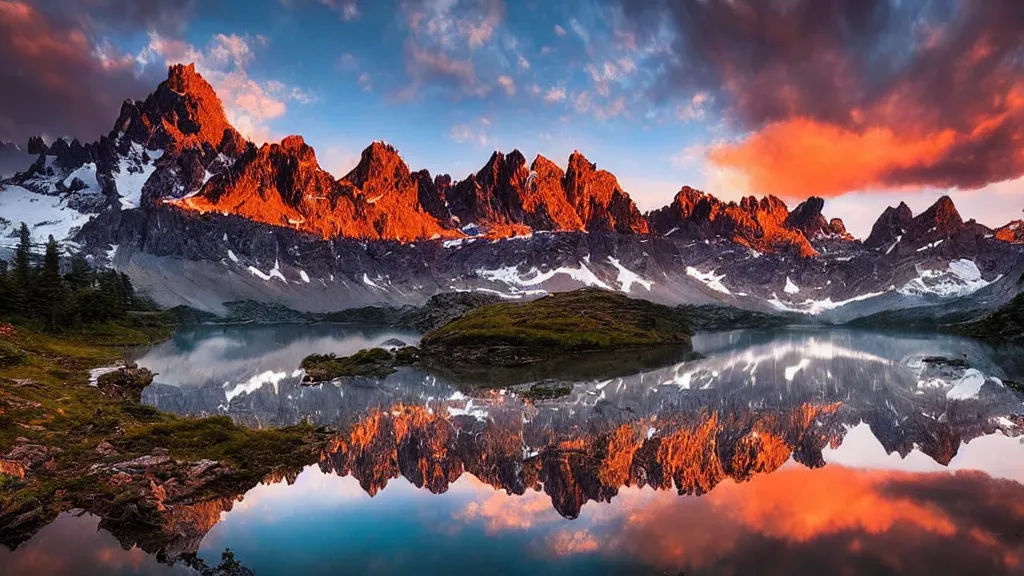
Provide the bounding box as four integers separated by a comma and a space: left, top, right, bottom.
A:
951, 293, 1024, 344
517, 381, 574, 401
301, 348, 406, 382
0, 320, 322, 553
420, 288, 694, 366
305, 289, 699, 387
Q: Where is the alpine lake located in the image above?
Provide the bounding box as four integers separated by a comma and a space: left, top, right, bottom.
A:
3, 317, 1023, 576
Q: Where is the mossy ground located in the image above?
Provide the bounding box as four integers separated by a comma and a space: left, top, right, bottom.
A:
0, 320, 319, 539
301, 347, 400, 382
951, 294, 1024, 344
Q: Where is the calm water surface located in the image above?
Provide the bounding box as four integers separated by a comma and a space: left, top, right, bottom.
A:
2, 325, 1023, 575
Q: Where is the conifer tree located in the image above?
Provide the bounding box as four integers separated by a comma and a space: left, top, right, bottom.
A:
65, 253, 93, 291
38, 235, 67, 332
12, 222, 32, 309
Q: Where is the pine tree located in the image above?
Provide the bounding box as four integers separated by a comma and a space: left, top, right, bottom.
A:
0, 261, 14, 316
12, 222, 32, 311
65, 253, 93, 291
38, 235, 67, 332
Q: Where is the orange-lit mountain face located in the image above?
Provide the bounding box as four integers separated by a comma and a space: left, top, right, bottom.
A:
110, 65, 833, 252
646, 187, 840, 257
171, 137, 459, 241
318, 402, 843, 517
995, 221, 1024, 243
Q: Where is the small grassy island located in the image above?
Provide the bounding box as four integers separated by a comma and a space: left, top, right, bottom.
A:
419, 288, 693, 363
301, 346, 420, 383
301, 289, 698, 387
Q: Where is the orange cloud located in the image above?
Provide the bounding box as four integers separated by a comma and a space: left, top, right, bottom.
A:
709, 466, 957, 541
455, 476, 561, 533
548, 465, 1023, 574
708, 119, 959, 197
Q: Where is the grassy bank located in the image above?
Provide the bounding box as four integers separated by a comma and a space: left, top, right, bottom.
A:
0, 319, 322, 551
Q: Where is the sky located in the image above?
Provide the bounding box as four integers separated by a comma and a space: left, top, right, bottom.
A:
1, 0, 1023, 237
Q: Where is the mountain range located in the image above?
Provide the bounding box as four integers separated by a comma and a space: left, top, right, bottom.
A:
1, 64, 1022, 321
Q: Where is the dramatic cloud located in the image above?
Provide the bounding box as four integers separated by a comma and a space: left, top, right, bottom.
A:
620, 0, 1024, 197
0, 2, 162, 145
548, 466, 1024, 574
403, 42, 489, 98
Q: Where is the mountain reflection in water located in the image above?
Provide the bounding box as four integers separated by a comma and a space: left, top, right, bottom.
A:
2, 326, 1023, 575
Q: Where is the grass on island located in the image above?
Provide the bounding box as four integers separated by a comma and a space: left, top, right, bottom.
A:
301, 348, 399, 382
301, 289, 698, 386
420, 288, 694, 364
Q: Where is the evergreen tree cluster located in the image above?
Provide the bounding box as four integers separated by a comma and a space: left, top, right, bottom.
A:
0, 223, 137, 332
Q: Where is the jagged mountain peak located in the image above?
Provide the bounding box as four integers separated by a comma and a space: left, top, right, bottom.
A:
566, 149, 595, 172
646, 187, 817, 257
786, 196, 851, 240
166, 63, 213, 98
917, 195, 963, 226
244, 135, 321, 175
530, 153, 559, 172
994, 220, 1024, 243
864, 201, 916, 249
122, 63, 239, 152
343, 141, 413, 190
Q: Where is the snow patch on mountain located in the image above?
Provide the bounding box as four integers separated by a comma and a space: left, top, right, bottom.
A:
477, 262, 612, 291
685, 267, 730, 295
0, 185, 94, 248
363, 273, 386, 290
63, 163, 100, 191
768, 290, 886, 315
115, 143, 164, 208
946, 369, 987, 400
608, 256, 652, 293
898, 259, 993, 298
248, 259, 287, 283
784, 277, 800, 294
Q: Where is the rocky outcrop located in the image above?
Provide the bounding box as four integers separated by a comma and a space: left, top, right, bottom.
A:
994, 221, 1023, 243
339, 142, 456, 240
903, 196, 966, 245
526, 154, 585, 230
864, 202, 914, 249
444, 150, 639, 236
646, 186, 818, 257
446, 150, 533, 236
171, 139, 457, 241
114, 63, 243, 155
786, 196, 852, 240
864, 196, 993, 255
563, 151, 649, 234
